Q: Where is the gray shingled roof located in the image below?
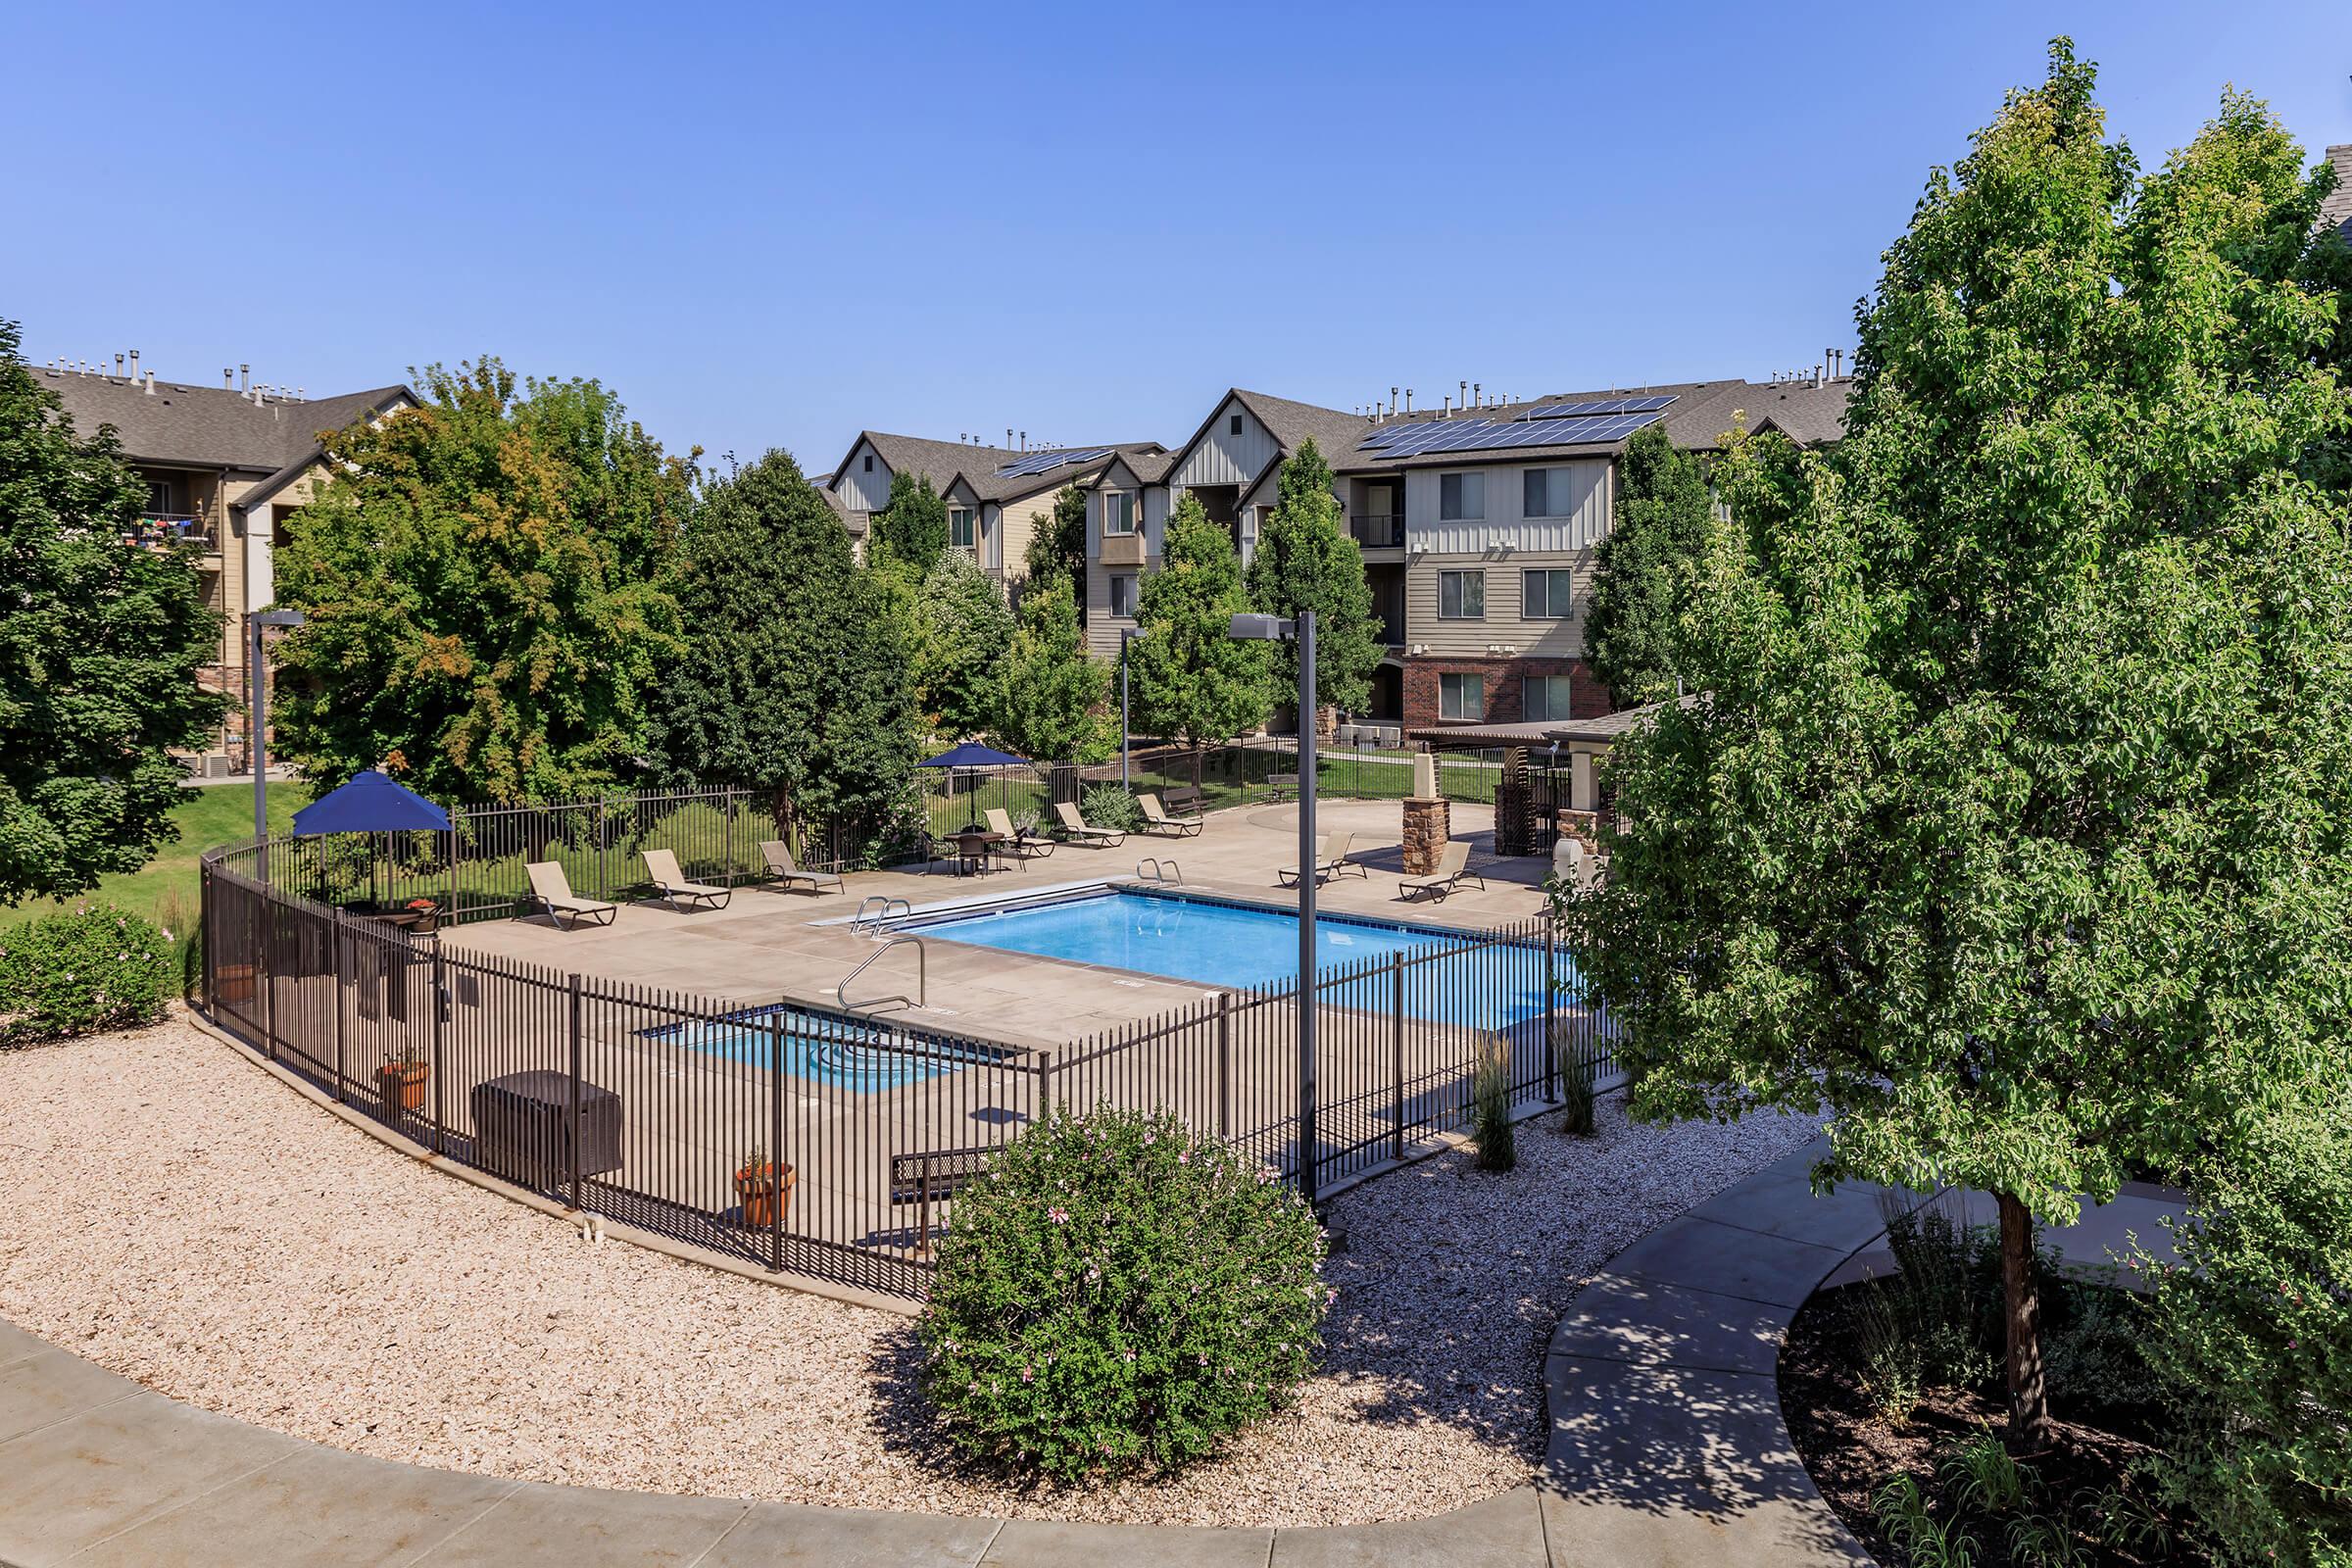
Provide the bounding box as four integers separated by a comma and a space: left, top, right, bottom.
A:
38, 368, 413, 471
2322, 145, 2352, 242
835, 431, 1160, 508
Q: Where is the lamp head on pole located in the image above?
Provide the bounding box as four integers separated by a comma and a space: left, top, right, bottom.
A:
253, 609, 307, 629
1226, 612, 1294, 641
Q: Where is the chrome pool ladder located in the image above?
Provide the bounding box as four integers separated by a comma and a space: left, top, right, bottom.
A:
851, 894, 909, 936
838, 933, 927, 1012
1135, 857, 1183, 885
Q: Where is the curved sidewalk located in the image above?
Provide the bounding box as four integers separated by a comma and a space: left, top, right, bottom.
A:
0, 1143, 2178, 1567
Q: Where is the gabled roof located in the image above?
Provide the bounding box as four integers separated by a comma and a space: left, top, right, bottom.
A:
958, 442, 1162, 506
1087, 449, 1174, 490
826, 430, 1159, 507
39, 368, 415, 473
2320, 145, 2352, 243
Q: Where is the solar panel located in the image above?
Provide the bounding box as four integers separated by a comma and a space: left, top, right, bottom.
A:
1524, 393, 1678, 420
1353, 411, 1666, 460
994, 447, 1114, 478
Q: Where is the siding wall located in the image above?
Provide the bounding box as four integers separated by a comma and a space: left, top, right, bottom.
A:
1403, 549, 1597, 658
1166, 396, 1276, 490
1083, 483, 1169, 659
1400, 457, 1610, 554
834, 439, 894, 514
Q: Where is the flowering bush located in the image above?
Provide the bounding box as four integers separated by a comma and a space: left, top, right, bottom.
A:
0, 903, 174, 1045
1078, 783, 1146, 835
917, 1104, 1329, 1480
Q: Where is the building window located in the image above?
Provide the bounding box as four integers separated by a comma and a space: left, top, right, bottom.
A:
1103, 492, 1137, 535
1523, 567, 1575, 617
1438, 568, 1485, 619
1440, 471, 1485, 521
949, 508, 975, 549
1229, 413, 1244, 436
863, 454, 874, 472
1440, 672, 1485, 720
1523, 467, 1576, 517
144, 476, 178, 514
1524, 673, 1574, 720
1108, 573, 1137, 618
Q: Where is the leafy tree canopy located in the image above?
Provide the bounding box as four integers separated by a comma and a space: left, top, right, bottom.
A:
0, 318, 226, 903
650, 449, 919, 831
1020, 484, 1089, 620
993, 577, 1113, 762
1245, 439, 1381, 714
917, 548, 1016, 739
272, 358, 693, 803
870, 467, 949, 579
1129, 494, 1270, 746
1560, 46, 2352, 1444
1582, 422, 1716, 706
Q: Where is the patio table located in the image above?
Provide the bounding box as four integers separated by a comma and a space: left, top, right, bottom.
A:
946, 828, 1007, 877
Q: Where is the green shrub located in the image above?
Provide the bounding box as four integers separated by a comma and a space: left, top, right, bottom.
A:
918, 1105, 1328, 1480
1555, 1028, 1596, 1137
1881, 1192, 2000, 1391
0, 904, 174, 1044
1853, 1280, 1927, 1426
1472, 1037, 1515, 1170
2143, 1088, 2352, 1568
1079, 783, 1145, 835
152, 888, 203, 1002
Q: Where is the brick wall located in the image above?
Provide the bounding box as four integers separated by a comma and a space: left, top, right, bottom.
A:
1400, 655, 1610, 731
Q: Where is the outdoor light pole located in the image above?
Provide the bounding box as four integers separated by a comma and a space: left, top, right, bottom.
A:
1119, 628, 1139, 791
1228, 609, 1318, 1205
247, 608, 306, 875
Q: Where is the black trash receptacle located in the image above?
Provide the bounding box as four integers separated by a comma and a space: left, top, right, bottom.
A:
469, 1070, 623, 1192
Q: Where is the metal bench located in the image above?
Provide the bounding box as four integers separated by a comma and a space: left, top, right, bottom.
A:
890, 1145, 995, 1254
1265, 771, 1299, 800
1161, 786, 1207, 816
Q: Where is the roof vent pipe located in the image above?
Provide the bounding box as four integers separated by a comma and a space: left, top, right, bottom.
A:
144, 371, 156, 395
129, 349, 140, 381
239, 364, 250, 392
1473, 382, 1482, 409
1404, 388, 1413, 415
223, 369, 233, 388
115, 353, 125, 379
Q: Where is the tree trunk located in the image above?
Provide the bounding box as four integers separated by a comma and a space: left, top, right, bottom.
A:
1997, 1191, 2052, 1450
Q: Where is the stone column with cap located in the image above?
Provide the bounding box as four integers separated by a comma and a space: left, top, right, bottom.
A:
1400, 750, 1449, 874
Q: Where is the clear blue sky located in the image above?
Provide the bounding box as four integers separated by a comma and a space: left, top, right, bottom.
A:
5, 2, 2348, 474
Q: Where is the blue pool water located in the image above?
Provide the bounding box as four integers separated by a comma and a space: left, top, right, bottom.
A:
917, 890, 1556, 1031
654, 1008, 1002, 1090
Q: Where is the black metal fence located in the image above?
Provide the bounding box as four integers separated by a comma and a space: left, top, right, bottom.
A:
198, 790, 1610, 1301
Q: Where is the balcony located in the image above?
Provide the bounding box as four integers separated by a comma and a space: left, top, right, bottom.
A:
1350, 513, 1403, 550
129, 513, 220, 556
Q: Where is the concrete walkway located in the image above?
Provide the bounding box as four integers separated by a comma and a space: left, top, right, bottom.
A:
0, 1145, 2185, 1568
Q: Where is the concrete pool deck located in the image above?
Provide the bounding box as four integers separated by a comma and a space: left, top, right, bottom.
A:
441, 800, 1553, 1048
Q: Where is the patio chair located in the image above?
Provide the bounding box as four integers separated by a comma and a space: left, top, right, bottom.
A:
1137, 792, 1203, 838
1052, 799, 1124, 847
760, 839, 844, 896
524, 860, 617, 929
1278, 830, 1355, 888
984, 808, 1056, 865
639, 848, 733, 911
1398, 841, 1487, 902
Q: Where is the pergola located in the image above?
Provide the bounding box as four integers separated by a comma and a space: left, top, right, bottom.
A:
1406, 700, 1682, 855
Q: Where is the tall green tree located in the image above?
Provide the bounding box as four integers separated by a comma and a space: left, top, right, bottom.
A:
869, 468, 949, 579
650, 450, 919, 835
272, 358, 692, 803
1245, 438, 1380, 716
1020, 484, 1089, 620
1581, 422, 1715, 706
0, 319, 225, 904
1129, 494, 1270, 747
1559, 49, 2352, 1447
917, 548, 1015, 739
993, 578, 1113, 762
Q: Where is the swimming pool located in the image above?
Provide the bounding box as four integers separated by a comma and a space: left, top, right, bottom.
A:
652, 1006, 1007, 1090
914, 889, 1557, 1031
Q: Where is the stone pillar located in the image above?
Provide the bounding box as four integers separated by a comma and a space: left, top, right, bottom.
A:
1401, 796, 1450, 875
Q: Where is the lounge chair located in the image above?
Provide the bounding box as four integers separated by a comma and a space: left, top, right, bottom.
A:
639, 848, 733, 911
1137, 792, 1203, 838
984, 808, 1056, 865
1051, 800, 1124, 847
1278, 830, 1356, 888
1398, 841, 1487, 902
760, 839, 844, 895
525, 860, 616, 929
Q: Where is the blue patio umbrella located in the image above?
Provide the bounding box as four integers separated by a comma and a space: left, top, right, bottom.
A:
292, 769, 454, 910
917, 744, 1031, 833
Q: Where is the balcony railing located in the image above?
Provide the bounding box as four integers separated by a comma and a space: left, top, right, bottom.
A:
129, 513, 220, 553
1351, 513, 1403, 549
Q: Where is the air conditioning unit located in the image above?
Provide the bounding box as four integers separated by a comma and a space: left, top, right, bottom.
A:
1409, 644, 1428, 657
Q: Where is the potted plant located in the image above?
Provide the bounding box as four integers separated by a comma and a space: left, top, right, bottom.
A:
735, 1147, 796, 1228
378, 1043, 429, 1112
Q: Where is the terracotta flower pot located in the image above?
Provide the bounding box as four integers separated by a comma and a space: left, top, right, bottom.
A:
735, 1163, 797, 1228
379, 1060, 428, 1112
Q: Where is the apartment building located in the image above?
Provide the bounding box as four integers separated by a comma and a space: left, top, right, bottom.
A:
823, 430, 1159, 585
1080, 375, 1851, 730
37, 356, 419, 772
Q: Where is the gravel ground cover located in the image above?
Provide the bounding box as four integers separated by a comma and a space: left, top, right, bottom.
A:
0, 1014, 1819, 1527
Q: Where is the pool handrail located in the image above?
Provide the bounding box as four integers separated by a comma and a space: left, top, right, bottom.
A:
1136, 857, 1184, 885
838, 933, 927, 1012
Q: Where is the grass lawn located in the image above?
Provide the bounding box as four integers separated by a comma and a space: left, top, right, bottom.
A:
0, 781, 314, 933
